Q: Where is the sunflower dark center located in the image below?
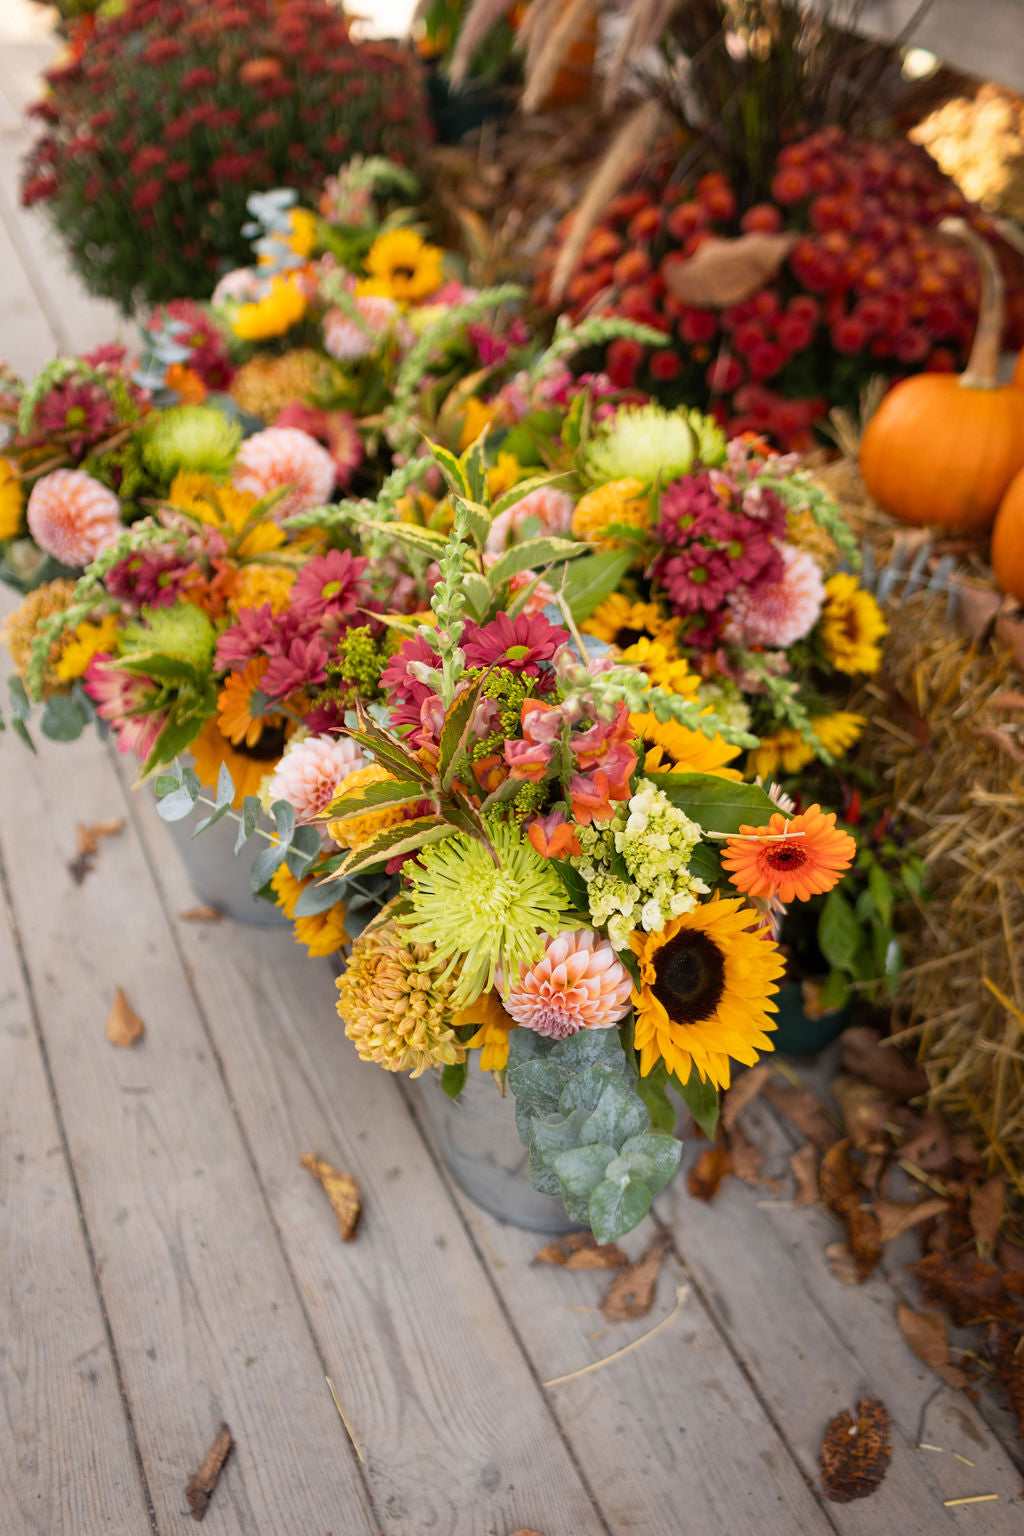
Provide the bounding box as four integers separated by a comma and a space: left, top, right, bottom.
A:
242, 723, 287, 761
652, 931, 726, 1025
393, 265, 416, 281
764, 843, 807, 870
614, 625, 647, 648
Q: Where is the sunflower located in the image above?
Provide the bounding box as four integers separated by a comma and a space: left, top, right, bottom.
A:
631, 896, 784, 1090
0, 457, 25, 540
747, 711, 865, 780
583, 594, 674, 649
361, 229, 444, 305
634, 712, 742, 781
721, 804, 857, 904
233, 274, 307, 341
820, 574, 887, 675
190, 717, 284, 806
812, 710, 866, 757
216, 657, 275, 748
453, 989, 517, 1072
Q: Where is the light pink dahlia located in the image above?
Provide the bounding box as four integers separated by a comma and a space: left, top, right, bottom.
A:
232, 427, 336, 524
503, 929, 633, 1039
726, 542, 826, 649
484, 485, 575, 555
323, 295, 406, 361
266, 734, 368, 826
26, 470, 124, 566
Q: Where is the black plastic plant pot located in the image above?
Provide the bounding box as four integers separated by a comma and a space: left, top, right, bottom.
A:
772, 979, 852, 1056
425, 63, 512, 144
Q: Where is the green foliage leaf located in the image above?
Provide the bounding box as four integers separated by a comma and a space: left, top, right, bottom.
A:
285, 824, 322, 877
40, 692, 89, 742
818, 887, 862, 973
489, 471, 572, 520
552, 1142, 617, 1199
589, 1177, 652, 1245
579, 1078, 650, 1148
649, 773, 780, 835
458, 569, 493, 621
440, 1060, 468, 1099
271, 799, 296, 843
867, 861, 894, 928
438, 673, 486, 790
486, 536, 585, 587
819, 967, 852, 1013
156, 787, 197, 823
561, 547, 637, 622
633, 1062, 678, 1133
670, 1067, 720, 1140
250, 842, 286, 893
234, 795, 262, 854
618, 1132, 682, 1194
191, 801, 232, 837
293, 878, 346, 918
425, 438, 469, 498
327, 780, 425, 818
551, 859, 591, 914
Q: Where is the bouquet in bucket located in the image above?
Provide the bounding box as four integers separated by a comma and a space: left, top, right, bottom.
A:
181, 428, 853, 1244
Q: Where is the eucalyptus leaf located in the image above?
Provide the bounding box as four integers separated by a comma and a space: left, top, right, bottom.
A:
192, 802, 232, 837
249, 842, 286, 893
40, 693, 88, 742
618, 1132, 683, 1193
589, 1177, 652, 1245
579, 1078, 650, 1148
216, 762, 235, 809
552, 1142, 617, 1199
293, 879, 346, 918
155, 787, 197, 822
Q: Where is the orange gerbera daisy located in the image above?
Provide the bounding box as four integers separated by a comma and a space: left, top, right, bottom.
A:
216, 657, 274, 747
721, 804, 856, 904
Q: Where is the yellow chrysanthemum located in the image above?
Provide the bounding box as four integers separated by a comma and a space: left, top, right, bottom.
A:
228, 562, 296, 616
486, 451, 524, 499
361, 228, 444, 304
619, 636, 699, 697
233, 273, 307, 341
0, 457, 25, 540
336, 920, 466, 1077
634, 712, 743, 781
459, 395, 501, 452
168, 472, 285, 556
1, 578, 77, 696
228, 349, 329, 423
453, 990, 517, 1072
54, 613, 119, 682
821, 574, 887, 675
327, 762, 407, 849
631, 896, 784, 1090
583, 594, 673, 648
571, 478, 649, 547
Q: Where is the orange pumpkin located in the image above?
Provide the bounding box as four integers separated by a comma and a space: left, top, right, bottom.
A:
991, 463, 1024, 602
1014, 349, 1024, 391
859, 218, 1024, 532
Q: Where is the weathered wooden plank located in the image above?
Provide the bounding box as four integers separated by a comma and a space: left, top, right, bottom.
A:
405, 1077, 836, 1536
659, 1094, 1020, 1533
0, 198, 60, 379
0, 610, 381, 1536
0, 860, 153, 1535
127, 785, 611, 1536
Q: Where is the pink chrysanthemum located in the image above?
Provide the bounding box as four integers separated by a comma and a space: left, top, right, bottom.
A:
261, 630, 329, 697
266, 734, 368, 825
83, 656, 164, 760
232, 427, 336, 524
726, 542, 826, 648
380, 631, 441, 734
291, 548, 369, 621
274, 403, 364, 489
26, 470, 123, 566
105, 546, 196, 609
214, 603, 278, 672
485, 485, 575, 555
462, 611, 569, 675
503, 929, 633, 1039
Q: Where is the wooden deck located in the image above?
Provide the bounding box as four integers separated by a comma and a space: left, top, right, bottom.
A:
2, 5, 1024, 1531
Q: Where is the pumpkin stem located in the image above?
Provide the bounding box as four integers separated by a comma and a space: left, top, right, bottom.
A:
939, 216, 1004, 390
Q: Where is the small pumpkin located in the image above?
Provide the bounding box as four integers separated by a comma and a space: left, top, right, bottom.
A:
1014, 349, 1024, 391
991, 462, 1024, 602
859, 218, 1024, 532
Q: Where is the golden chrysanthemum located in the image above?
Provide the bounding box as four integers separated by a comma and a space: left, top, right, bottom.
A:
327, 762, 407, 849
233, 273, 307, 341
167, 472, 284, 556
722, 804, 856, 904
228, 349, 329, 424
618, 635, 698, 697
0, 457, 24, 541
634, 711, 742, 781
631, 896, 784, 1090
820, 574, 887, 675
361, 228, 444, 305
583, 593, 673, 649
1, 578, 77, 697
228, 562, 296, 616
335, 920, 466, 1077
571, 478, 649, 547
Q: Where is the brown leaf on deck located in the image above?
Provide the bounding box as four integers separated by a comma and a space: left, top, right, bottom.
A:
687, 1143, 733, 1202
911, 1251, 1022, 1327
820, 1398, 892, 1502
839, 1027, 929, 1102
899, 1114, 955, 1174
721, 1062, 773, 1132
68, 818, 126, 884
178, 905, 224, 923
825, 1241, 863, 1286
533, 1232, 627, 1269
106, 988, 145, 1047
662, 231, 797, 307
831, 1075, 892, 1154
875, 1196, 948, 1245
600, 1232, 671, 1322
969, 1176, 1006, 1253
819, 1140, 882, 1280
185, 1421, 234, 1521
507, 1529, 547, 1535
896, 1303, 969, 1388
764, 1080, 840, 1151
986, 1322, 1024, 1453
300, 1153, 362, 1241
791, 1144, 820, 1204
727, 1124, 768, 1187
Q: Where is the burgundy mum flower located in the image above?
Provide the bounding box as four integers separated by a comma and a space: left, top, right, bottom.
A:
290, 547, 369, 621
461, 612, 569, 675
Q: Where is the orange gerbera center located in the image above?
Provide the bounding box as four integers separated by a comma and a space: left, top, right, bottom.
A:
721, 804, 856, 904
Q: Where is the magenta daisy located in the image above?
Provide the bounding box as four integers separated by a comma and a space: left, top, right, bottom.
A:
105, 546, 196, 609
261, 630, 329, 697
214, 603, 278, 672
658, 543, 738, 615
290, 548, 369, 621
502, 929, 633, 1039
726, 542, 826, 648
266, 734, 368, 826
461, 612, 569, 675
380, 631, 441, 733
232, 427, 336, 524
26, 470, 124, 566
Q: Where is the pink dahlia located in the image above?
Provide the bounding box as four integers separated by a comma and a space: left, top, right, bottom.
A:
232, 427, 336, 524
727, 542, 826, 649
503, 930, 633, 1039
27, 470, 123, 566
485, 485, 575, 555
266, 734, 368, 826
273, 403, 364, 489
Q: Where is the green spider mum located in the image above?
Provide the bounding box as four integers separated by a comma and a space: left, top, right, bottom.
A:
402, 818, 575, 1007
583, 404, 696, 487
142, 405, 241, 484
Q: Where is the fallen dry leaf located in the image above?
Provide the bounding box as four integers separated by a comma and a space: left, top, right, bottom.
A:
68, 818, 125, 885
826, 1241, 863, 1286
106, 988, 145, 1048
185, 1421, 234, 1521
820, 1140, 882, 1280
956, 581, 1004, 641
820, 1398, 892, 1502
791, 1144, 820, 1205
969, 1176, 1006, 1254
507, 1529, 547, 1535
721, 1062, 773, 1132
727, 1124, 769, 1187
662, 231, 797, 307
875, 1196, 949, 1245
687, 1143, 732, 1203
899, 1114, 954, 1173
300, 1153, 362, 1241
986, 1322, 1024, 1452
600, 1233, 670, 1322
831, 1075, 892, 1154
911, 1251, 1021, 1326
764, 1081, 840, 1151
533, 1232, 627, 1269
840, 1026, 930, 1103
178, 905, 223, 923
896, 1303, 969, 1388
